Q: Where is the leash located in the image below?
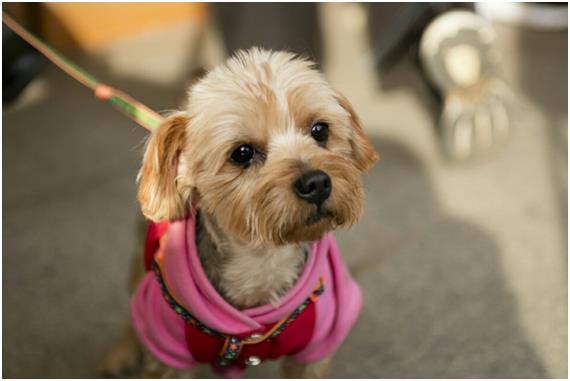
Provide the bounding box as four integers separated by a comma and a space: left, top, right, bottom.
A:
2, 12, 164, 131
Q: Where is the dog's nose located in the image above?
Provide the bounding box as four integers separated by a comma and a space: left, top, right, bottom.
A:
293, 170, 332, 206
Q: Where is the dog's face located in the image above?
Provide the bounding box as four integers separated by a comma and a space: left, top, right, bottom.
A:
138, 49, 378, 246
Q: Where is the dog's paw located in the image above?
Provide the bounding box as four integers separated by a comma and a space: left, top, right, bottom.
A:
282, 356, 332, 378
99, 338, 141, 378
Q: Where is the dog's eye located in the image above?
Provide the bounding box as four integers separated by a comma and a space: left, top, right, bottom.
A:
231, 144, 255, 164
311, 122, 329, 144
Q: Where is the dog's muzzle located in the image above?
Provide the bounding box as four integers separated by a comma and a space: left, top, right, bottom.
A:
292, 170, 332, 206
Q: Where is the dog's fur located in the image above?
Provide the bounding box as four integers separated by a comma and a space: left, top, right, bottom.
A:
101, 48, 378, 378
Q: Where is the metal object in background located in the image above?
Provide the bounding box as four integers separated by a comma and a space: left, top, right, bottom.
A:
476, 2, 568, 31
419, 10, 512, 160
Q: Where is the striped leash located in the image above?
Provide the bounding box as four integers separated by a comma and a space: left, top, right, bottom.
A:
2, 12, 164, 131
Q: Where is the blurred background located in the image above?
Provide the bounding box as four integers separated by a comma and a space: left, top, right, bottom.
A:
2, 2, 567, 378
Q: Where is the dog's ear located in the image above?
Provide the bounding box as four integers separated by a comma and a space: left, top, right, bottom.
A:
334, 90, 379, 172
137, 112, 192, 221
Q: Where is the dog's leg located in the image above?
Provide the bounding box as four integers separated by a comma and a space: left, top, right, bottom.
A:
100, 223, 148, 377
141, 350, 195, 378
281, 355, 333, 378
99, 320, 142, 377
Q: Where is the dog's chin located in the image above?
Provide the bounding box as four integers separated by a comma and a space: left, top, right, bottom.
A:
306, 208, 334, 226
225, 200, 360, 247
277, 211, 336, 245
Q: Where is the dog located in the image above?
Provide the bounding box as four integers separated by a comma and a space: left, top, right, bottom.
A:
101, 48, 378, 378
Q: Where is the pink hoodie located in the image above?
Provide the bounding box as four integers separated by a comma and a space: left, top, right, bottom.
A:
131, 214, 362, 377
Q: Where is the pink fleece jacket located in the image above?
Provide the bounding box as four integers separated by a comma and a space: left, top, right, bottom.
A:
131, 214, 362, 376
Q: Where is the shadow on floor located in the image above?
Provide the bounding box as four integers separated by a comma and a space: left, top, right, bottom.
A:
333, 137, 546, 378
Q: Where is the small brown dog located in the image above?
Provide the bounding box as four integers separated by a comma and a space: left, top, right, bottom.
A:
101, 48, 378, 378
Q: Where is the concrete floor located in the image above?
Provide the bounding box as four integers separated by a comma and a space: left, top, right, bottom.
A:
3, 4, 567, 378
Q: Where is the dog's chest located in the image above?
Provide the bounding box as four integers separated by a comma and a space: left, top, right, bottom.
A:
196, 212, 308, 309
218, 245, 307, 308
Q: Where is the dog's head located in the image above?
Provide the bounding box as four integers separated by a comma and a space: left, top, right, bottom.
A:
138, 48, 378, 246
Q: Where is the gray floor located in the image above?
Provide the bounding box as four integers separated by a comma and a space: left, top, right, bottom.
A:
3, 4, 567, 378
